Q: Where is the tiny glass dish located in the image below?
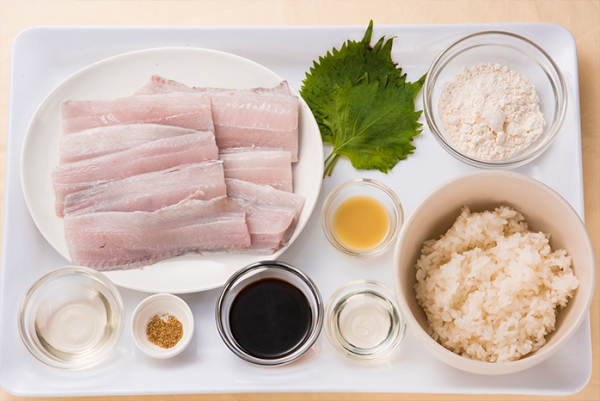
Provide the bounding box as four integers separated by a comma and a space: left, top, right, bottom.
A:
325, 280, 406, 360
216, 260, 323, 366
321, 178, 403, 258
18, 266, 125, 370
130, 293, 194, 359
423, 31, 567, 169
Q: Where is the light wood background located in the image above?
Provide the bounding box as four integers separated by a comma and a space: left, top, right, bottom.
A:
0, 1, 598, 400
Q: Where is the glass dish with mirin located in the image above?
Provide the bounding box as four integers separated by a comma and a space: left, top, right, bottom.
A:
325, 280, 406, 360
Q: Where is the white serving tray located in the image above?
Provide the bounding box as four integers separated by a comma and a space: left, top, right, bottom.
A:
0, 23, 591, 397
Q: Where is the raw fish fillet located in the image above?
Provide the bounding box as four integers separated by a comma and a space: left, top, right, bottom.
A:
135, 75, 292, 95
215, 126, 298, 162
243, 204, 296, 253
61, 92, 213, 134
211, 90, 298, 161
52, 132, 218, 216
64, 161, 226, 215
136, 76, 299, 161
226, 178, 305, 243
220, 149, 293, 192
60, 124, 199, 163
64, 196, 251, 270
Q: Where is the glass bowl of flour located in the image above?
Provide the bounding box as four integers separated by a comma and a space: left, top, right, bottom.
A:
423, 31, 567, 169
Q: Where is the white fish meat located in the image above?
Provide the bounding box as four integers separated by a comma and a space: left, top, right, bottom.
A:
220, 149, 293, 192
135, 76, 299, 161
135, 75, 292, 95
59, 124, 199, 163
244, 204, 296, 253
61, 92, 213, 134
64, 161, 226, 215
64, 196, 251, 271
226, 178, 305, 243
225, 178, 305, 217
52, 132, 218, 216
211, 90, 298, 161
134, 75, 195, 94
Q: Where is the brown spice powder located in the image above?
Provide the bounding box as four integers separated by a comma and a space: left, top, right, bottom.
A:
146, 313, 183, 349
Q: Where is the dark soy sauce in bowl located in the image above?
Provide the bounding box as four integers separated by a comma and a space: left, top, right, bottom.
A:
229, 278, 312, 359
216, 260, 323, 366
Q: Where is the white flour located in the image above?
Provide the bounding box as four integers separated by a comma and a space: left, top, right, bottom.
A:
438, 63, 545, 160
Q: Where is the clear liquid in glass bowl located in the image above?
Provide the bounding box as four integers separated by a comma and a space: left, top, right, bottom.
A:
19, 266, 124, 369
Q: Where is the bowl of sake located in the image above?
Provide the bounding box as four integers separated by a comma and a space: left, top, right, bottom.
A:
18, 266, 125, 370
321, 178, 403, 257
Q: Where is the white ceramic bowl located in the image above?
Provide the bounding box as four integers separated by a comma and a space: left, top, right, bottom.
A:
131, 293, 194, 359
393, 171, 595, 375
18, 266, 125, 370
424, 31, 567, 168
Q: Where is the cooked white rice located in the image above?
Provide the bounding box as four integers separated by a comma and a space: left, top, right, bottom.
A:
414, 206, 579, 363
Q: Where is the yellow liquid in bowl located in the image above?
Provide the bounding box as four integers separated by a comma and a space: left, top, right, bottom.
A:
333, 196, 390, 251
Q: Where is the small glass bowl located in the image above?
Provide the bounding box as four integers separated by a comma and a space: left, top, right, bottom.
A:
325, 280, 406, 360
321, 178, 403, 258
130, 293, 194, 359
18, 266, 125, 370
423, 31, 567, 169
215, 261, 323, 366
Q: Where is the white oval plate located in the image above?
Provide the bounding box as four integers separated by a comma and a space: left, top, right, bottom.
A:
20, 47, 323, 294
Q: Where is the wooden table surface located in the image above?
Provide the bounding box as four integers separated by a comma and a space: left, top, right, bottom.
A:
0, 1, 598, 400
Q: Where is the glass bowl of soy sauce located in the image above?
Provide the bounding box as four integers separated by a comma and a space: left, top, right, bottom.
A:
215, 261, 323, 366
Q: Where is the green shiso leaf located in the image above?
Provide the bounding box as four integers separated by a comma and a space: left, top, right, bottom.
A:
300, 20, 425, 176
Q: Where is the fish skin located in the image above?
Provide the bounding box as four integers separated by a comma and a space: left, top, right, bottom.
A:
64, 196, 251, 271
59, 124, 200, 163
63, 161, 226, 215
225, 178, 305, 244
61, 92, 214, 134
52, 132, 218, 216
135, 76, 299, 161
220, 149, 293, 192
